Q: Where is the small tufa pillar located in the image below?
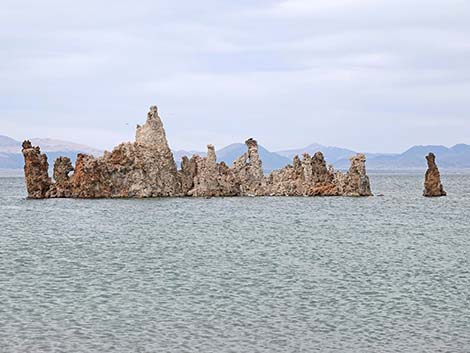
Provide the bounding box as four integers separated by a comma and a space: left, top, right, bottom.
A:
424, 153, 446, 197
21, 140, 52, 199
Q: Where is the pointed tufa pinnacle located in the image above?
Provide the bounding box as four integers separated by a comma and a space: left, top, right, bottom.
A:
21, 105, 374, 199
424, 153, 446, 197
245, 138, 257, 148
207, 144, 216, 164
22, 140, 52, 198
136, 105, 169, 148
22, 140, 33, 150
148, 105, 158, 117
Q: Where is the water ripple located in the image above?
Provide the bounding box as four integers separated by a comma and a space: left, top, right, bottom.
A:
0, 175, 469, 352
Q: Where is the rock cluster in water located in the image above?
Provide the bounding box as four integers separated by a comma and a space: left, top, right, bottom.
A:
22, 106, 373, 199
423, 153, 446, 197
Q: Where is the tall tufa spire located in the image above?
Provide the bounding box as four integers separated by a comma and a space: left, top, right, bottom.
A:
135, 105, 169, 150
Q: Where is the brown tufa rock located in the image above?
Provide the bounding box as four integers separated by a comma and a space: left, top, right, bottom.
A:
179, 155, 197, 195
186, 145, 240, 197
22, 106, 182, 199
52, 157, 74, 197
265, 152, 371, 197
22, 140, 52, 199
334, 154, 373, 197
22, 105, 373, 199
266, 155, 307, 196
188, 145, 221, 197
232, 138, 265, 196
423, 153, 446, 197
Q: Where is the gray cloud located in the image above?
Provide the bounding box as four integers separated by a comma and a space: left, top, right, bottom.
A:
1, 0, 469, 153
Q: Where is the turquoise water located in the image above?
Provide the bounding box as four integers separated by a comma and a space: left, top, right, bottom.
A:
1, 175, 470, 352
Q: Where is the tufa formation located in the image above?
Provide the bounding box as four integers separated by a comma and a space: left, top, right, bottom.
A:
423, 153, 446, 197
22, 106, 373, 199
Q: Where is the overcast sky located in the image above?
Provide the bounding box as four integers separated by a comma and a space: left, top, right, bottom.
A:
1, 0, 469, 153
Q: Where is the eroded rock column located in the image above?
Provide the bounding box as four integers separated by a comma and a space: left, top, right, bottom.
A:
232, 138, 265, 196
423, 153, 446, 197
133, 105, 182, 197
22, 141, 52, 199
334, 154, 372, 197
52, 157, 74, 197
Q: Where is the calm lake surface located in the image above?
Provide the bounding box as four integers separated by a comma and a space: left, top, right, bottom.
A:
1, 174, 470, 353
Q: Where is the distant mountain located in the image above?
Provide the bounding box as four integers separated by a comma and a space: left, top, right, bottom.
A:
0, 152, 24, 169
173, 143, 291, 172
29, 138, 102, 155
217, 143, 291, 172
1, 133, 469, 174
363, 144, 470, 170
332, 144, 470, 170
0, 135, 103, 172
0, 135, 102, 155
277, 143, 356, 165
0, 135, 21, 148
173, 149, 206, 163
278, 142, 470, 170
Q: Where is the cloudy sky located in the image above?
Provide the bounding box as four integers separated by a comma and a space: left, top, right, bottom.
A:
1, 0, 469, 153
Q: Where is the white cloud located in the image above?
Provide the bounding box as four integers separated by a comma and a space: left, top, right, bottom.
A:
0, 0, 469, 153
274, 0, 373, 15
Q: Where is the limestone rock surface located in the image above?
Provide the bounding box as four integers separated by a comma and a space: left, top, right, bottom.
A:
22, 141, 52, 199
232, 139, 266, 196
187, 145, 239, 197
22, 105, 373, 199
423, 153, 446, 197
334, 154, 372, 197
52, 156, 74, 197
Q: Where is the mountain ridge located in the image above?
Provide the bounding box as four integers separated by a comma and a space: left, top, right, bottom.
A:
173, 143, 291, 171
0, 135, 103, 172
277, 144, 357, 166
1, 135, 469, 173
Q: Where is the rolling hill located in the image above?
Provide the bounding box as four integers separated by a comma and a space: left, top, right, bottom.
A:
0, 135, 103, 174
217, 143, 291, 172
364, 144, 470, 170
277, 143, 357, 165
1, 134, 469, 175
278, 142, 470, 170
173, 143, 291, 172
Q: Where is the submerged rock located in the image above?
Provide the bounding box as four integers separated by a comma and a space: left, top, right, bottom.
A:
423, 153, 446, 197
22, 105, 373, 199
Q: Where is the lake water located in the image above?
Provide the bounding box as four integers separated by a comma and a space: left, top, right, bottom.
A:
1, 174, 470, 352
